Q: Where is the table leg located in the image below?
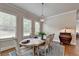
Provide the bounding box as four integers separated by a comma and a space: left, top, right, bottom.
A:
33, 46, 39, 56
33, 46, 35, 56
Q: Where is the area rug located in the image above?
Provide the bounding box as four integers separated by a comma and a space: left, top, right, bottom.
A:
47, 41, 64, 56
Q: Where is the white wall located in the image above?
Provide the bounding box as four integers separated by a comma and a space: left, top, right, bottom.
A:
43, 10, 76, 45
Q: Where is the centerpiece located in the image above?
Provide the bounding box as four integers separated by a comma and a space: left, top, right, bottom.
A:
38, 32, 46, 40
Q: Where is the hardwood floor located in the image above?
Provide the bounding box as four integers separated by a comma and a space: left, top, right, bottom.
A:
64, 37, 79, 56
0, 47, 16, 56
64, 45, 79, 56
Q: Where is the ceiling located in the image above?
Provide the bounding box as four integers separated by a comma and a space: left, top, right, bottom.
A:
13, 3, 79, 18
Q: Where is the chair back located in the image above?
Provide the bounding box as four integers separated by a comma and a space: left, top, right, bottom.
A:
41, 34, 55, 49
45, 38, 50, 45
44, 37, 50, 48
49, 34, 54, 42
46, 34, 55, 46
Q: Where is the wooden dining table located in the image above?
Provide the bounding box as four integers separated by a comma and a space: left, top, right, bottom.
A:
19, 38, 45, 56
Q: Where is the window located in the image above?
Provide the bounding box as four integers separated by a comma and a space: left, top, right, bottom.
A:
23, 18, 31, 36
0, 11, 16, 38
35, 22, 40, 35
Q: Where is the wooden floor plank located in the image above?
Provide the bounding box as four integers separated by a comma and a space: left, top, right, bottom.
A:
0, 47, 16, 56
63, 37, 79, 56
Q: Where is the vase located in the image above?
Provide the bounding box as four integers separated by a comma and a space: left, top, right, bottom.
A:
41, 35, 44, 40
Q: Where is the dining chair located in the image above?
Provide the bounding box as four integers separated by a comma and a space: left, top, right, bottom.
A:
49, 34, 55, 49
47, 34, 55, 52
38, 37, 50, 56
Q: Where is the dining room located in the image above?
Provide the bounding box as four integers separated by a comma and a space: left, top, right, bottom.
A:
0, 3, 77, 56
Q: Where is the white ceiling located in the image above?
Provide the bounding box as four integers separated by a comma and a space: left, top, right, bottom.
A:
44, 10, 76, 31
13, 3, 79, 18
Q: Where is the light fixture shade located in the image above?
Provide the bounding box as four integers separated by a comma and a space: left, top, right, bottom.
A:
40, 18, 44, 22
40, 15, 44, 22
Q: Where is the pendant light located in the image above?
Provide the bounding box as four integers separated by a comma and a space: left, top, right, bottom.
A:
40, 3, 45, 22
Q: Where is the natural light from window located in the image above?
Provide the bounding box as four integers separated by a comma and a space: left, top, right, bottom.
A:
23, 18, 31, 36
35, 21, 40, 35
0, 11, 16, 39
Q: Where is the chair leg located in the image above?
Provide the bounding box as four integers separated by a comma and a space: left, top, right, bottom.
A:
44, 49, 47, 56
48, 46, 50, 53
49, 45, 51, 51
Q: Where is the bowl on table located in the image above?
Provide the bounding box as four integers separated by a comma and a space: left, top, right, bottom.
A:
22, 40, 30, 44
